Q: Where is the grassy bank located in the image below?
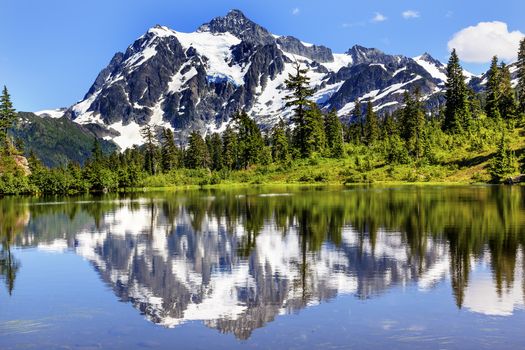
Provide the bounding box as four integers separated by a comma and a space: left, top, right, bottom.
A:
139, 126, 525, 189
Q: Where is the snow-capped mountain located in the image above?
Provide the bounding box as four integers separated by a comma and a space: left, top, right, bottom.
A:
61, 10, 471, 149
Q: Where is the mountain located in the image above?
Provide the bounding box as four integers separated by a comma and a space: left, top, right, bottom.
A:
12, 112, 117, 167
58, 9, 476, 149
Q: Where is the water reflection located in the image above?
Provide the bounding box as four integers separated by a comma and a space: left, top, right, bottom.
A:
2, 186, 525, 339
0, 198, 29, 295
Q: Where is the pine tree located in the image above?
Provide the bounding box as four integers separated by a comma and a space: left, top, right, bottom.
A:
324, 109, 344, 158
140, 124, 159, 175
486, 56, 502, 120
364, 101, 379, 145
0, 86, 17, 153
443, 49, 471, 132
91, 139, 105, 167
353, 100, 364, 142
160, 128, 180, 173
233, 110, 265, 169
498, 62, 517, 120
222, 126, 238, 170
185, 131, 209, 169
490, 134, 519, 183
206, 132, 223, 170
271, 119, 290, 163
382, 112, 397, 138
303, 105, 326, 155
517, 38, 525, 115
400, 90, 426, 160
284, 62, 315, 157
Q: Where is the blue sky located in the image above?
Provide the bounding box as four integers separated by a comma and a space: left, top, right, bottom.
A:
1, 0, 524, 111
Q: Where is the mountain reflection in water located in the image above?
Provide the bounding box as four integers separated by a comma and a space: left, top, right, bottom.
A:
1, 186, 525, 340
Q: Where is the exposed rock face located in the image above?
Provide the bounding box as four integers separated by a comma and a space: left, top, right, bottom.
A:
13, 156, 30, 175
0, 155, 30, 176
276, 36, 334, 63
63, 9, 476, 148
197, 9, 275, 45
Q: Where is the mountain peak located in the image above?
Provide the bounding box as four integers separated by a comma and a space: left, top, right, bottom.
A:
226, 9, 248, 19
197, 9, 274, 45
418, 52, 443, 67
346, 45, 389, 65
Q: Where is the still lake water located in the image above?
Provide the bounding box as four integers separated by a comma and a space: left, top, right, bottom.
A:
1, 186, 525, 349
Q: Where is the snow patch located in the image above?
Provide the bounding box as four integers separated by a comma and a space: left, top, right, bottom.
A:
34, 109, 66, 119
413, 55, 447, 82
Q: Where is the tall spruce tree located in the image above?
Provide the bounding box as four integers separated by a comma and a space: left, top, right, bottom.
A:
185, 131, 209, 169
486, 56, 502, 120
353, 100, 364, 142
443, 49, 471, 132
271, 119, 290, 163
222, 126, 238, 170
206, 132, 223, 170
364, 101, 379, 145
324, 109, 344, 158
498, 62, 517, 120
0, 86, 17, 153
489, 133, 519, 183
160, 128, 180, 173
303, 105, 326, 155
284, 63, 315, 157
233, 110, 265, 169
140, 124, 159, 175
517, 38, 525, 115
401, 90, 425, 160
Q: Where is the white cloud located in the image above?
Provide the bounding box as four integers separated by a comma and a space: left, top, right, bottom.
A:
372, 12, 387, 23
448, 21, 524, 63
402, 10, 420, 19
292, 8, 300, 16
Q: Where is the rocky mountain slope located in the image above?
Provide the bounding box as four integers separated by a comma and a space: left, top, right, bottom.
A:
44, 10, 497, 149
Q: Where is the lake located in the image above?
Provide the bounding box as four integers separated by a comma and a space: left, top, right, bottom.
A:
1, 186, 525, 349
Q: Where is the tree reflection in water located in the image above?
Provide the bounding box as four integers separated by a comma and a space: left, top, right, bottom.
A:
2, 186, 525, 339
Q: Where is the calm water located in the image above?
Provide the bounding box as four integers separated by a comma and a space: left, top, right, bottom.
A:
1, 186, 525, 349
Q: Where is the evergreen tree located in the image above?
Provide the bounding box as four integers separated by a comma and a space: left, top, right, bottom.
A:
303, 105, 326, 155
517, 38, 525, 115
90, 139, 105, 167
185, 131, 209, 169
443, 49, 471, 132
401, 90, 426, 160
160, 128, 180, 173
498, 62, 517, 120
486, 56, 502, 120
140, 124, 159, 175
83, 139, 118, 192
324, 109, 344, 158
0, 86, 17, 153
206, 132, 223, 170
233, 110, 265, 169
271, 119, 290, 163
222, 126, 238, 170
353, 100, 364, 142
364, 101, 379, 145
489, 134, 519, 183
284, 63, 316, 157
382, 112, 398, 139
